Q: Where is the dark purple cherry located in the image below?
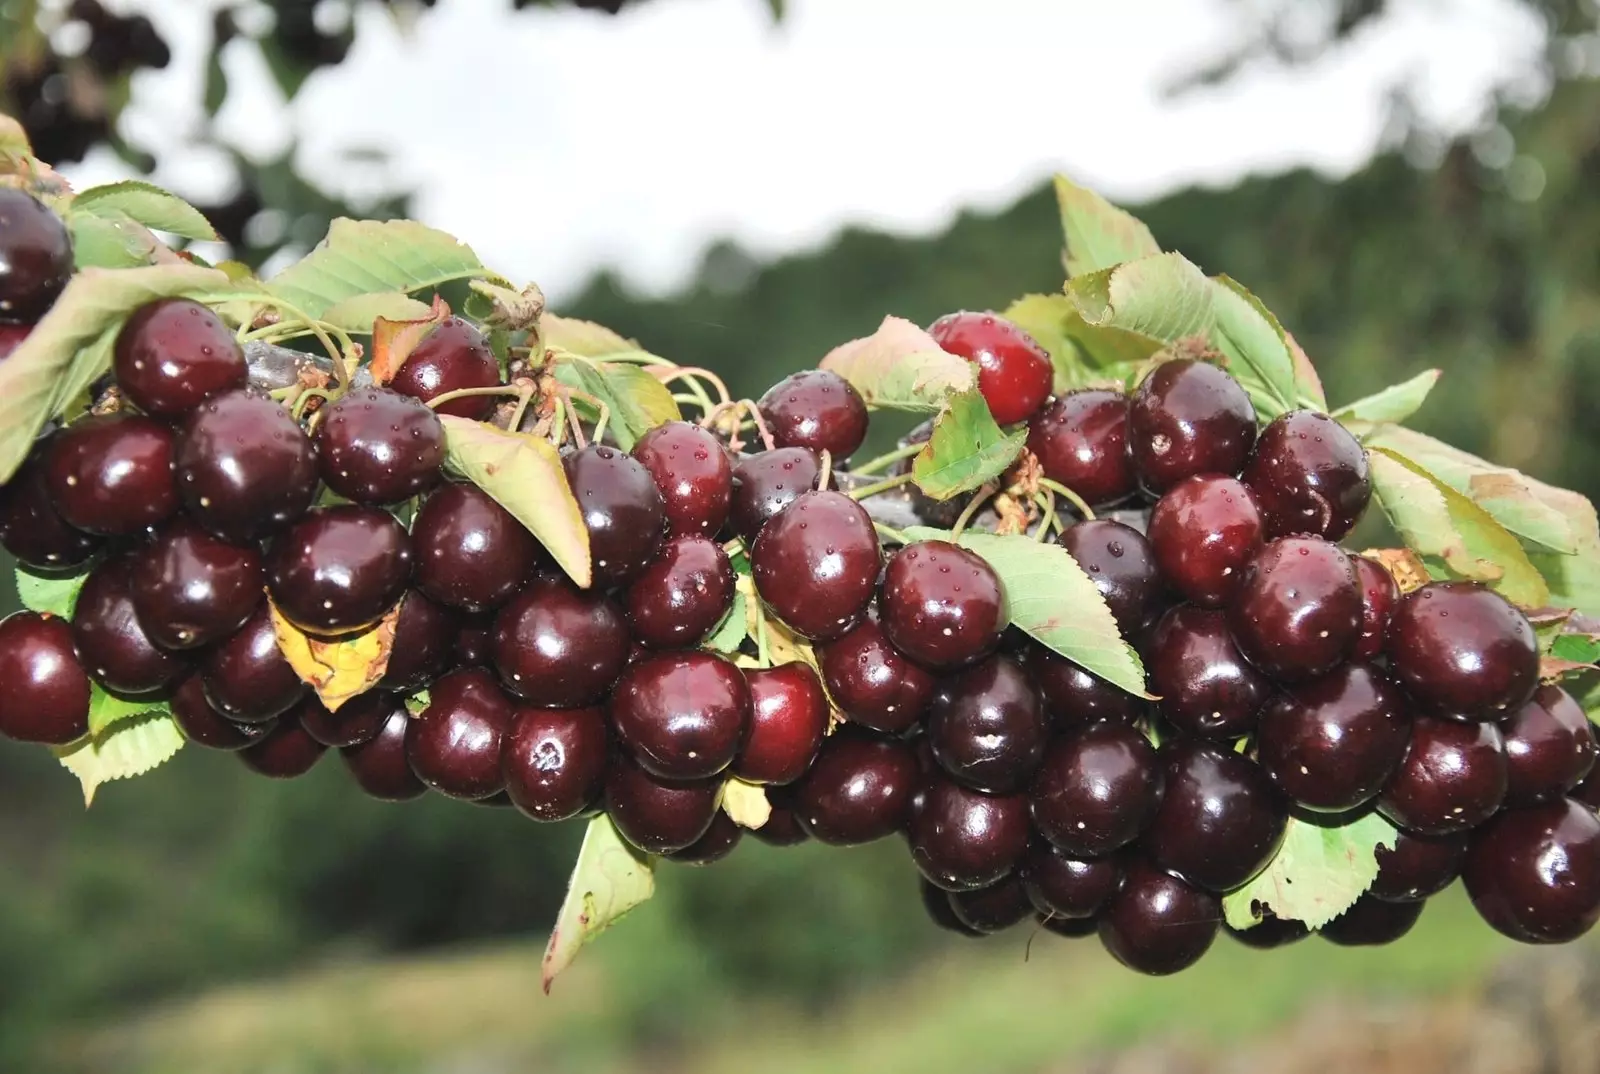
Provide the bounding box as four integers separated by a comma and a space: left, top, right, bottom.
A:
818, 617, 935, 734
299, 690, 394, 749
502, 704, 609, 821
491, 574, 629, 708
170, 674, 271, 751
1241, 410, 1371, 540
610, 650, 750, 781
1386, 582, 1539, 721
1227, 537, 1361, 682
239, 703, 327, 779
0, 612, 90, 744
1025, 389, 1136, 507
1020, 839, 1121, 919
1030, 723, 1163, 857
880, 540, 1005, 669
632, 421, 733, 538
921, 878, 983, 937
929, 310, 1054, 426
1145, 740, 1287, 892
1147, 605, 1271, 739
113, 298, 247, 417
908, 774, 1030, 890
1057, 519, 1161, 636
1098, 859, 1220, 975
131, 518, 262, 650
927, 655, 1048, 793
201, 604, 307, 723
405, 667, 515, 800
564, 444, 666, 590
1148, 474, 1263, 607
1502, 685, 1598, 806
314, 387, 445, 505
176, 389, 319, 541
1037, 913, 1100, 939
1320, 894, 1425, 947
623, 534, 734, 648
378, 592, 458, 692
604, 752, 721, 855
413, 484, 539, 614
0, 188, 72, 321
1256, 663, 1414, 812
0, 446, 102, 570
341, 705, 427, 802
1465, 798, 1600, 943
1371, 829, 1468, 902
1575, 770, 1600, 811
734, 662, 829, 785
72, 556, 186, 695
1226, 912, 1310, 950
1378, 716, 1508, 835
947, 874, 1034, 934
267, 506, 412, 635
1022, 642, 1144, 728
792, 726, 918, 845
666, 812, 744, 866
751, 490, 881, 642
46, 414, 177, 535
1128, 358, 1255, 492
1352, 555, 1398, 661
758, 369, 869, 459
728, 447, 819, 544
751, 791, 811, 846
454, 615, 494, 669
389, 316, 501, 420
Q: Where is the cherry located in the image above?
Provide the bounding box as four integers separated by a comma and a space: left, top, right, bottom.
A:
389, 316, 501, 420
1255, 663, 1414, 812
920, 878, 982, 938
112, 298, 247, 417
1145, 740, 1287, 892
454, 615, 494, 669
1386, 582, 1539, 721
1146, 604, 1271, 739
666, 812, 744, 866
0, 612, 90, 744
791, 727, 918, 845
405, 667, 516, 800
631, 421, 733, 538
604, 752, 721, 855
0, 188, 72, 321
169, 674, 272, 751
1227, 536, 1361, 682
751, 790, 811, 846
1057, 519, 1162, 636
947, 874, 1034, 934
1030, 723, 1163, 857
0, 322, 26, 360
299, 690, 393, 749
238, 702, 327, 779
727, 447, 819, 544
734, 662, 829, 785
611, 650, 750, 781
928, 311, 1054, 425
176, 389, 319, 542
0, 443, 103, 570
46, 414, 177, 535
564, 444, 666, 590
1575, 770, 1600, 811
71, 556, 186, 695
501, 704, 608, 821
413, 483, 539, 614
1502, 685, 1598, 806
1019, 839, 1121, 919
1378, 716, 1508, 835
378, 592, 458, 693
1148, 475, 1263, 607
1037, 913, 1100, 939
751, 490, 881, 642
1465, 798, 1600, 943
200, 604, 308, 723
908, 773, 1030, 890
1371, 829, 1468, 902
131, 518, 262, 650
267, 506, 413, 635
314, 387, 445, 505
758, 369, 869, 459
491, 574, 629, 707
1226, 912, 1310, 950
341, 705, 427, 802
1025, 390, 1136, 507
880, 540, 1006, 669
927, 655, 1048, 794
1240, 410, 1371, 540
1022, 642, 1144, 728
1128, 359, 1256, 493
1098, 858, 1219, 975
818, 617, 936, 734
1320, 894, 1425, 947
1352, 555, 1398, 661
623, 534, 734, 648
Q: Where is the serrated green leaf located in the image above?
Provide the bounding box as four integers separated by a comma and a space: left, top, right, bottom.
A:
1068, 253, 1215, 345
703, 586, 749, 654
1553, 634, 1600, 667
266, 219, 499, 320
54, 711, 184, 806
1209, 275, 1301, 419
1223, 811, 1399, 931
72, 181, 219, 242
68, 211, 168, 269
1331, 370, 1441, 425
1053, 175, 1161, 279
818, 316, 975, 412
552, 354, 681, 451
911, 389, 1028, 501
87, 683, 171, 736
14, 565, 90, 618
901, 528, 1150, 699
541, 314, 636, 357
541, 813, 656, 993
1002, 292, 1161, 388
320, 292, 435, 332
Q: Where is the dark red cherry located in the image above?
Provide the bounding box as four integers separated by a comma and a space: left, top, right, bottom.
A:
46, 414, 177, 535
71, 556, 186, 695
0, 188, 72, 321
341, 705, 427, 802
454, 614, 494, 669
1227, 537, 1361, 682
908, 773, 1030, 890
267, 506, 412, 635
727, 447, 819, 544
751, 490, 881, 642
1019, 839, 1121, 919
1226, 912, 1310, 950
928, 311, 1054, 426
1502, 685, 1598, 806
1148, 474, 1263, 607
666, 812, 744, 866
389, 316, 501, 420
1098, 858, 1220, 975
0, 612, 90, 744
751, 790, 811, 846
1240, 410, 1371, 540
947, 874, 1034, 934
0, 322, 27, 360
1371, 829, 1468, 902
1030, 723, 1163, 857
1386, 582, 1539, 721
314, 387, 445, 505
1147, 604, 1270, 739
792, 726, 919, 845
1465, 798, 1600, 943
632, 421, 733, 538
113, 298, 247, 417
412, 484, 539, 614
818, 617, 936, 734
1352, 555, 1398, 661
176, 389, 319, 542
734, 662, 829, 785
927, 655, 1048, 794
502, 704, 609, 821
1057, 519, 1162, 636
131, 519, 263, 650
1145, 740, 1287, 892
1320, 894, 1425, 947
623, 534, 734, 648
879, 540, 1005, 669
405, 667, 515, 800
491, 574, 629, 707
1037, 913, 1100, 939
169, 674, 271, 751
1021, 642, 1144, 728
299, 690, 393, 749
0, 446, 102, 569
378, 592, 458, 693
610, 650, 750, 781
1025, 389, 1136, 507
920, 878, 983, 937
1378, 716, 1508, 835
201, 604, 307, 723
758, 369, 869, 459
1128, 358, 1256, 493
1256, 663, 1414, 812
239, 700, 327, 779
1575, 770, 1600, 811
564, 444, 666, 590
604, 752, 721, 855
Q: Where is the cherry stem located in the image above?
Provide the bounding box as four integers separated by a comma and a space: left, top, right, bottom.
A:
847, 472, 913, 501
722, 537, 745, 558
506, 382, 538, 432
950, 483, 998, 541
1039, 478, 1095, 521
292, 387, 332, 423
849, 441, 922, 477
873, 521, 909, 546
654, 365, 732, 408
550, 397, 568, 449
426, 385, 531, 411
591, 399, 614, 447
1033, 490, 1056, 542
737, 400, 777, 451
817, 450, 833, 491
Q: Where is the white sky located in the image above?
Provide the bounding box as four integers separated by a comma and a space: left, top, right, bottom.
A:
61, 0, 1549, 298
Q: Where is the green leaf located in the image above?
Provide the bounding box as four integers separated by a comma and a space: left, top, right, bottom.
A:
68, 212, 168, 269
319, 292, 435, 332
87, 684, 171, 736
1331, 370, 1441, 425
1223, 811, 1399, 931
71, 181, 219, 241
540, 314, 636, 357
818, 316, 975, 412
911, 389, 1028, 501
14, 565, 90, 618
552, 355, 681, 450
1002, 292, 1161, 387
901, 528, 1150, 698
1209, 276, 1301, 419
54, 711, 184, 807
0, 114, 32, 157
541, 813, 656, 993
1068, 253, 1215, 345
440, 415, 591, 589
1553, 634, 1600, 667
703, 587, 749, 654
1053, 175, 1161, 279
266, 219, 499, 320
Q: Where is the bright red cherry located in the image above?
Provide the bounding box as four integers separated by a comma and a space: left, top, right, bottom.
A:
928, 311, 1054, 425
1147, 474, 1263, 607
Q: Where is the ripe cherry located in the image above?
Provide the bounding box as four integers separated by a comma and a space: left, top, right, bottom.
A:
502, 704, 609, 821
921, 878, 982, 937
818, 617, 936, 734
1464, 798, 1600, 943
1058, 519, 1162, 636
0, 188, 72, 321
1227, 537, 1361, 682
1386, 582, 1539, 721
413, 483, 540, 614
389, 316, 501, 420
611, 650, 750, 781
1128, 359, 1256, 493
405, 667, 516, 800
1501, 685, 1597, 806
564, 444, 666, 590
0, 612, 90, 744
734, 662, 829, 785
758, 369, 869, 459
1378, 716, 1508, 835
1148, 474, 1263, 607
491, 574, 629, 707
1022, 643, 1144, 728
238, 702, 327, 778
341, 705, 427, 802
752, 490, 881, 642
1240, 410, 1371, 540
1371, 829, 1468, 902
751, 789, 811, 846
201, 604, 308, 723
1029, 723, 1163, 858
632, 421, 733, 538
727, 447, 819, 544
1037, 913, 1099, 940
1025, 390, 1136, 507
46, 414, 177, 535
1145, 740, 1287, 892
928, 311, 1054, 425
0, 445, 102, 569
1320, 894, 1426, 947
176, 389, 319, 542
623, 534, 734, 648
909, 773, 1030, 890
880, 539, 1006, 669
298, 690, 393, 749
604, 752, 721, 855
792, 726, 919, 845
267, 506, 413, 635
378, 592, 458, 693
1226, 912, 1310, 950
927, 655, 1048, 794
454, 615, 494, 669
1098, 858, 1220, 975
170, 674, 272, 751
947, 874, 1035, 934
314, 387, 445, 505
1352, 555, 1398, 661
131, 518, 263, 650
72, 556, 187, 695
113, 298, 247, 417
1146, 604, 1271, 739
1019, 839, 1121, 920
666, 813, 744, 867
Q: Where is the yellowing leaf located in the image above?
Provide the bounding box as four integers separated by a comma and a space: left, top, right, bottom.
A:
1223, 811, 1399, 931
541, 314, 636, 357
369, 294, 451, 385
721, 777, 772, 829
542, 813, 656, 993
1053, 175, 1161, 279
1359, 547, 1432, 595
818, 315, 975, 412
320, 292, 436, 334
469, 280, 546, 332
55, 712, 184, 807
268, 599, 400, 711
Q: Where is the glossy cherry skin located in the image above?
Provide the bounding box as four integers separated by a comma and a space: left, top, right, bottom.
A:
169, 674, 272, 751
1145, 740, 1287, 893
792, 726, 919, 845
71, 556, 187, 695
632, 421, 733, 538
1465, 798, 1600, 943
0, 612, 90, 744
909, 774, 1031, 890
1226, 912, 1310, 950
1029, 723, 1163, 858
1022, 643, 1144, 728
131, 519, 263, 650
1147, 604, 1271, 739
564, 445, 666, 590
1098, 858, 1220, 975
1386, 582, 1539, 721
604, 752, 722, 855
1241, 410, 1371, 540
929, 311, 1054, 425
405, 667, 516, 800
1020, 839, 1121, 919
819, 617, 936, 734
727, 447, 819, 544
1148, 474, 1263, 607
880, 540, 1006, 669
1320, 894, 1426, 947
341, 706, 427, 802
921, 878, 982, 937
751, 791, 811, 846
1129, 359, 1256, 493
200, 604, 308, 723
239, 702, 328, 778
413, 484, 539, 614
734, 662, 829, 785
113, 298, 247, 417
623, 534, 734, 649
752, 490, 882, 642
176, 389, 319, 542
46, 414, 177, 535
758, 369, 869, 459
1256, 663, 1414, 812
454, 615, 494, 669
1227, 537, 1361, 682
267, 506, 413, 635
0, 188, 72, 321
502, 704, 609, 821
1037, 913, 1100, 939
927, 655, 1048, 794
1352, 555, 1398, 661
1057, 519, 1162, 637
666, 812, 745, 867
947, 873, 1034, 934
314, 387, 445, 505
299, 690, 393, 749
378, 591, 458, 693
0, 446, 102, 570
1371, 829, 1468, 902
1378, 716, 1508, 835
1502, 685, 1598, 806
610, 650, 750, 781
389, 316, 501, 420
491, 574, 630, 707
1025, 390, 1137, 508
